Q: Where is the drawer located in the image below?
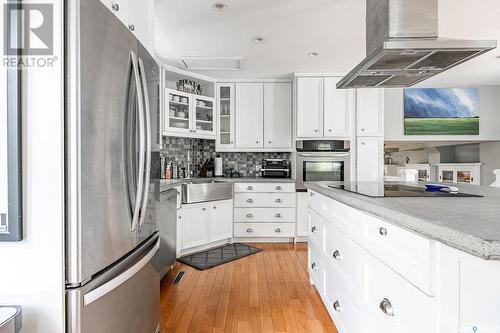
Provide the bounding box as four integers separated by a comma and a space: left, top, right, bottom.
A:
321, 197, 364, 242
324, 223, 362, 303
324, 262, 361, 333
308, 209, 324, 253
363, 213, 432, 294
308, 190, 323, 213
234, 208, 295, 223
234, 183, 295, 193
308, 243, 323, 294
363, 252, 435, 333
234, 193, 295, 208
233, 222, 295, 237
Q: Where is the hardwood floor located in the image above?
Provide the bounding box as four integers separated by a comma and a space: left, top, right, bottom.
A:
159, 243, 339, 333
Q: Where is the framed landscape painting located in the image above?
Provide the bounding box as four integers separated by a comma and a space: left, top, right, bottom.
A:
404, 88, 479, 135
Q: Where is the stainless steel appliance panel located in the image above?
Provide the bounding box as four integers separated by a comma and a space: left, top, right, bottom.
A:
295, 152, 350, 191
66, 235, 160, 333
67, 0, 140, 284
158, 188, 177, 279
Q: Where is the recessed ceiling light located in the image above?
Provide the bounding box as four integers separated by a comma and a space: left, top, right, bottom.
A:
212, 3, 227, 11
252, 36, 267, 44
307, 52, 319, 57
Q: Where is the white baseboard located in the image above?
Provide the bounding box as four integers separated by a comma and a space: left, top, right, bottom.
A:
294, 236, 308, 243
179, 238, 231, 257
233, 237, 294, 243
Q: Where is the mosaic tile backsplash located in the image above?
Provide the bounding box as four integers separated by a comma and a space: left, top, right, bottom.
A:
161, 136, 291, 177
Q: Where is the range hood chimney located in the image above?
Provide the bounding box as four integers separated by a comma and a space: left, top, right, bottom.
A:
337, 0, 497, 89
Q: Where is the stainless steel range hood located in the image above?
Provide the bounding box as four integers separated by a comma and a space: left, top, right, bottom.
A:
337, 0, 497, 89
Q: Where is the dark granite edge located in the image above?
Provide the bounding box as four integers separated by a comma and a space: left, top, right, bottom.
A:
305, 182, 500, 260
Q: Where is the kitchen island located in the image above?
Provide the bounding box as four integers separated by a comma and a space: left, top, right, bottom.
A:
304, 181, 500, 333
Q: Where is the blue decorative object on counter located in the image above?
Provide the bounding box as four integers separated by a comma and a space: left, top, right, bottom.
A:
425, 184, 459, 193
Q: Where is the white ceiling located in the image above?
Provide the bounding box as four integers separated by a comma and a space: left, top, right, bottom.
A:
154, 0, 500, 85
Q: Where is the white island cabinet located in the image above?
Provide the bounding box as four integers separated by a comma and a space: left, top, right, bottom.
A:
307, 189, 500, 333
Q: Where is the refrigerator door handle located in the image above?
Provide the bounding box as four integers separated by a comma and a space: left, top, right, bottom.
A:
138, 57, 152, 227
83, 238, 159, 306
130, 51, 145, 232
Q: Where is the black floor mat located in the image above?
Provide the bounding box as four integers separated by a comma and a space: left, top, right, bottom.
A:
177, 243, 262, 271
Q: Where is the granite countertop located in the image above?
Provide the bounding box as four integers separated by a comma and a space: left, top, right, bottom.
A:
305, 181, 500, 260
157, 177, 295, 191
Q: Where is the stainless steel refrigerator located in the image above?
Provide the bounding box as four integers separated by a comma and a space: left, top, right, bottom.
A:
65, 0, 161, 332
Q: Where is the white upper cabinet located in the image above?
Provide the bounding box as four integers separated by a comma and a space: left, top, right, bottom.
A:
264, 83, 292, 149
100, 0, 154, 54
323, 77, 352, 139
356, 88, 384, 137
235, 83, 264, 149
296, 77, 323, 138
217, 83, 235, 149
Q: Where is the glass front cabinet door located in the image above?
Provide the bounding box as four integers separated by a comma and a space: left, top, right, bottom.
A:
216, 83, 235, 149
194, 96, 215, 135
166, 90, 191, 133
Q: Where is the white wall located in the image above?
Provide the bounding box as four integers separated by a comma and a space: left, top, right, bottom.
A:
480, 142, 500, 186
0, 1, 65, 332
384, 86, 500, 142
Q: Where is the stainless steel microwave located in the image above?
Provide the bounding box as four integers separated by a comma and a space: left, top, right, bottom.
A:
295, 152, 350, 191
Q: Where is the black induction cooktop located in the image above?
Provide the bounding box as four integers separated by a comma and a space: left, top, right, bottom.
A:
328, 183, 484, 198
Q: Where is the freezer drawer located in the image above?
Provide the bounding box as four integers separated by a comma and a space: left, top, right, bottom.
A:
66, 235, 160, 333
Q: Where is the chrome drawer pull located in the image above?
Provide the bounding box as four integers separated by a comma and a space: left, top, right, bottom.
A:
247, 198, 254, 203
246, 228, 254, 233
246, 213, 254, 218
379, 298, 394, 317
333, 300, 341, 312
247, 186, 254, 190
311, 262, 317, 270
275, 213, 282, 218
309, 192, 313, 196
311, 226, 317, 233
275, 198, 282, 203
275, 228, 281, 233
333, 250, 341, 260
379, 227, 388, 236
112, 3, 120, 11
275, 186, 282, 190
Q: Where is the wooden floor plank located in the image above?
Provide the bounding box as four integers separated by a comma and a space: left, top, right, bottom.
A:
160, 243, 338, 333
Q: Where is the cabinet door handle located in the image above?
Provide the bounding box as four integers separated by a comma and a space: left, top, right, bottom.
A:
361, 128, 365, 131
230, 141, 234, 144
314, 129, 318, 132
268, 141, 272, 144
275, 213, 281, 218
202, 207, 206, 211
129, 24, 135, 31
328, 129, 332, 132
178, 216, 182, 220
333, 250, 341, 260
333, 300, 341, 312
275, 228, 281, 233
275, 198, 282, 203
112, 3, 120, 11
275, 186, 282, 190
246, 213, 254, 218
311, 226, 317, 233
246, 228, 254, 233
311, 262, 317, 270
213, 206, 217, 209
379, 227, 388, 236
256, 141, 259, 144
309, 192, 313, 196
246, 198, 254, 203
379, 298, 395, 316
247, 186, 254, 190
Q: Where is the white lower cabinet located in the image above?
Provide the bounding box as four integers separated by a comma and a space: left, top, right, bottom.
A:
179, 199, 233, 253
296, 192, 309, 237
233, 183, 296, 240
308, 189, 500, 333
